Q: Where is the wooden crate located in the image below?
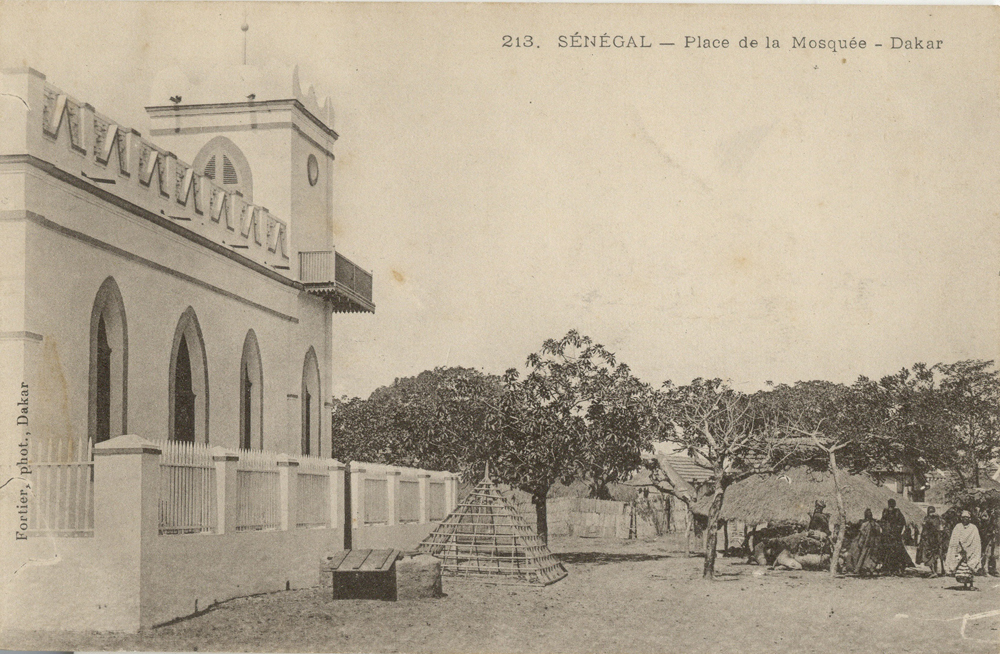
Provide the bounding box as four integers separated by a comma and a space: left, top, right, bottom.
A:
321, 549, 401, 601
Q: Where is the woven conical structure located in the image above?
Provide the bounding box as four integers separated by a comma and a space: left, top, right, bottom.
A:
417, 470, 568, 585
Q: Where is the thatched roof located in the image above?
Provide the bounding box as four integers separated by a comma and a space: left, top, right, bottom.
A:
691, 467, 925, 525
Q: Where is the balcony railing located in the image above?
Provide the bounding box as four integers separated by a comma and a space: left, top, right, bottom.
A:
299, 250, 374, 313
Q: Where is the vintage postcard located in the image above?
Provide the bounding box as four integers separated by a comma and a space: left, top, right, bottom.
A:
0, 2, 998, 652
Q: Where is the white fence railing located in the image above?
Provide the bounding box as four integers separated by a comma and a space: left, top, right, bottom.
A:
27, 439, 94, 536
28, 435, 457, 539
159, 440, 217, 535
296, 455, 330, 528
236, 448, 281, 532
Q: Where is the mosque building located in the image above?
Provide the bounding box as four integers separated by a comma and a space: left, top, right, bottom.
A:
0, 62, 454, 632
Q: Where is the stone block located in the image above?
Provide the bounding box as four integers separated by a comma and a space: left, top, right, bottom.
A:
395, 554, 442, 600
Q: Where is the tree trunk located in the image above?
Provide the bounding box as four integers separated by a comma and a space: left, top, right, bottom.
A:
703, 485, 726, 579
533, 490, 549, 544
685, 506, 693, 555
829, 449, 847, 578
723, 521, 729, 553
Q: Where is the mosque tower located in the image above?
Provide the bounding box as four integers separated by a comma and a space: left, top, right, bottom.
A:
145, 60, 338, 261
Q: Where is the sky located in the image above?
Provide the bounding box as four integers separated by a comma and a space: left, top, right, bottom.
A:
2, 2, 998, 398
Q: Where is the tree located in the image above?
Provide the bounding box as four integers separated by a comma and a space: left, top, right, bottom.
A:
578, 354, 657, 500
935, 360, 1000, 488
657, 378, 792, 579
765, 380, 877, 577
330, 367, 502, 474
488, 330, 654, 542
864, 364, 956, 480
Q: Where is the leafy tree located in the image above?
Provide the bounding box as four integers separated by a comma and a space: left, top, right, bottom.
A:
765, 380, 879, 576
330, 366, 501, 474
935, 360, 1000, 488
331, 332, 655, 544
657, 378, 793, 579
862, 364, 955, 479
489, 330, 654, 542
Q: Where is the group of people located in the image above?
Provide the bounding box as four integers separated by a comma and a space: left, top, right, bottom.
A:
833, 498, 1000, 585
838, 499, 913, 576
916, 504, 999, 583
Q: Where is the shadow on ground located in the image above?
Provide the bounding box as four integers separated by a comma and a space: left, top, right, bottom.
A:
556, 552, 672, 565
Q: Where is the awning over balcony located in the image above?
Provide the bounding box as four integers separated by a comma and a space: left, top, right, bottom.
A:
299, 250, 374, 313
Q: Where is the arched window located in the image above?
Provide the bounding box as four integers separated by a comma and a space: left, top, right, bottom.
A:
301, 347, 321, 457
239, 330, 263, 450
192, 136, 254, 202
88, 277, 127, 444
168, 308, 209, 443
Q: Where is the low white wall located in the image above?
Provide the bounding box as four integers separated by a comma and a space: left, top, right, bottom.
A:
148, 526, 343, 625
3, 436, 459, 632
353, 523, 438, 552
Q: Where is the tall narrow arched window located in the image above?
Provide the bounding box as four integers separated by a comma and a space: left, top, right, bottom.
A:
301, 347, 321, 457
88, 277, 128, 444
169, 308, 209, 443
239, 330, 263, 450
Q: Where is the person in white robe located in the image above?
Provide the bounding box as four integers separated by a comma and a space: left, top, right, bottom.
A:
946, 510, 982, 574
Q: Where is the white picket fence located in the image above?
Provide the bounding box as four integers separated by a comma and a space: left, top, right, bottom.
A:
236, 448, 281, 531
27, 439, 94, 536
27, 436, 455, 539
159, 440, 217, 535
296, 455, 330, 528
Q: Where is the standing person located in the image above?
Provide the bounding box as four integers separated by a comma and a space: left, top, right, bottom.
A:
940, 507, 960, 565
847, 509, 881, 576
808, 500, 831, 535
880, 498, 914, 575
946, 510, 982, 581
916, 506, 944, 577
979, 506, 999, 577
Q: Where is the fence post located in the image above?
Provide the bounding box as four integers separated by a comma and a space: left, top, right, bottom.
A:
277, 455, 299, 531
212, 447, 239, 534
418, 473, 431, 524
92, 434, 161, 632
328, 460, 345, 531
445, 474, 458, 511
386, 469, 401, 527
350, 466, 365, 529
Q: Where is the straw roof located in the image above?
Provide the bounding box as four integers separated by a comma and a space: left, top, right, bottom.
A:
691, 467, 925, 525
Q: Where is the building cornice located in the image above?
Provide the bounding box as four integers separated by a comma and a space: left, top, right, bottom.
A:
145, 98, 339, 141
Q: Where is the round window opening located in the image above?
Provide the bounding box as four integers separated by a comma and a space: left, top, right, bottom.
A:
307, 154, 319, 187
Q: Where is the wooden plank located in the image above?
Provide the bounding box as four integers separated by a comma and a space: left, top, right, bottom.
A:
322, 550, 351, 570
360, 548, 398, 571
341, 549, 373, 570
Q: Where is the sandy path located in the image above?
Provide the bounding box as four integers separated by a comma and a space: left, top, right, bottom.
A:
4, 535, 998, 653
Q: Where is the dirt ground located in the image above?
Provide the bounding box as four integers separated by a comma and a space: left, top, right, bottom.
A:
4, 534, 999, 654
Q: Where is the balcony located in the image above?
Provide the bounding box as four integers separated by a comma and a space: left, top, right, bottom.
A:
299, 250, 375, 313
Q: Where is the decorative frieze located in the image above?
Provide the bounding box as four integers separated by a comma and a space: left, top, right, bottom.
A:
36, 78, 291, 266
42, 87, 86, 154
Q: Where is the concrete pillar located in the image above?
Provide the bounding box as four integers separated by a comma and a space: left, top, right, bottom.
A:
328, 460, 345, 530
386, 469, 401, 527
93, 434, 161, 632
417, 473, 430, 524
212, 447, 239, 534
350, 466, 365, 529
445, 475, 458, 512
277, 455, 299, 531
286, 394, 299, 458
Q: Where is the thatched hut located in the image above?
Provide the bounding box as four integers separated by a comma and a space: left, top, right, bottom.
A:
691, 467, 925, 526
